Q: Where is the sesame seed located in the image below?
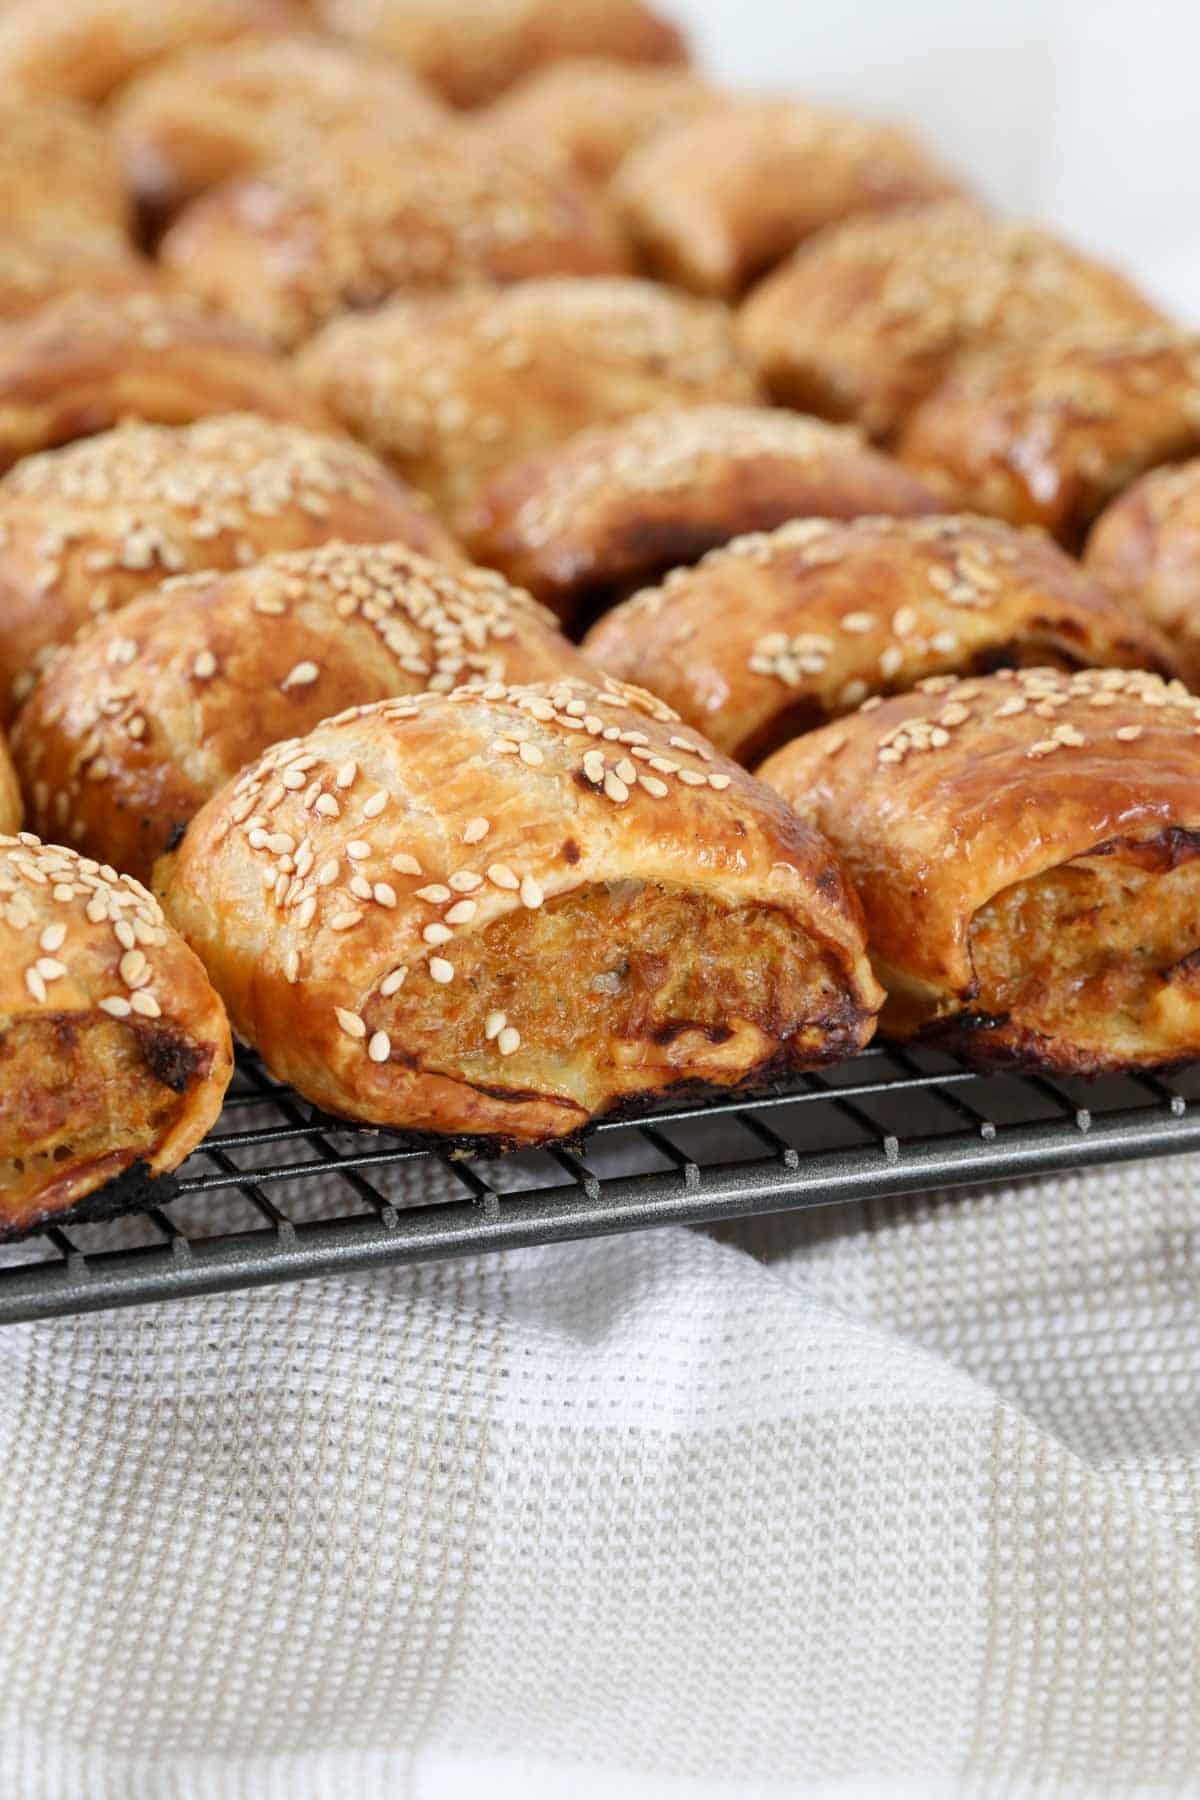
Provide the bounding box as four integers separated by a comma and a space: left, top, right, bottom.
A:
379, 967, 407, 997
24, 967, 46, 1002
363, 792, 388, 818
518, 741, 544, 767
129, 990, 160, 1018
449, 870, 482, 892
676, 769, 706, 786
192, 650, 218, 680
39, 922, 66, 952
415, 884, 451, 903
336, 1007, 367, 1039
368, 1031, 391, 1064
284, 949, 300, 984
336, 760, 357, 789
373, 882, 397, 908
708, 772, 732, 790
114, 918, 136, 950
1116, 724, 1143, 741
639, 775, 669, 797
36, 958, 66, 981
346, 840, 372, 860
603, 772, 629, 803
497, 1026, 521, 1057
282, 661, 320, 690
842, 611, 876, 634
350, 875, 372, 900
488, 863, 519, 890
485, 1011, 507, 1040
315, 794, 340, 818
429, 957, 454, 984
520, 875, 544, 909
331, 909, 363, 930
98, 995, 131, 1018
119, 949, 149, 988
423, 922, 453, 945
445, 899, 477, 924
463, 818, 490, 844
316, 859, 339, 886
392, 853, 423, 875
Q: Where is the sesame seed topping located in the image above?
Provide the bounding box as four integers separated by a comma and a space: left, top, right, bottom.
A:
445, 899, 477, 924
485, 1010, 506, 1040
368, 1031, 391, 1064
429, 957, 454, 984
379, 967, 407, 997
39, 922, 66, 952
129, 990, 161, 1018
362, 792, 388, 818
336, 1007, 366, 1039
463, 818, 490, 844
336, 760, 357, 789
331, 909, 363, 930
282, 661, 320, 691
192, 650, 218, 680
392, 853, 423, 875
98, 995, 131, 1018
520, 875, 544, 909
497, 1026, 521, 1057
24, 967, 46, 1003
488, 863, 519, 890
1116, 724, 1143, 741
423, 922, 453, 946
346, 841, 372, 861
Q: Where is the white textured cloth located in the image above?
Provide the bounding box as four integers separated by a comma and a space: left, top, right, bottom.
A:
0, 1151, 1197, 1798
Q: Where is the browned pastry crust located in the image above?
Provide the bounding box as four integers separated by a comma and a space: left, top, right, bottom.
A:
157, 675, 882, 1146
759, 667, 1200, 1073
113, 34, 447, 217
739, 203, 1169, 440
0, 0, 295, 105
314, 0, 689, 111
0, 414, 462, 724
160, 129, 633, 348
0, 241, 159, 326
1085, 459, 1200, 687
297, 278, 761, 522
897, 330, 1200, 549
460, 404, 942, 625
0, 833, 231, 1236
584, 515, 1178, 764
613, 100, 965, 298
0, 96, 132, 253
0, 289, 335, 475
13, 543, 594, 883
480, 58, 726, 187
0, 734, 21, 835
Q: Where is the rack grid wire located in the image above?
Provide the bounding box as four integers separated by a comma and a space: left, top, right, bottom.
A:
4, 1046, 1200, 1324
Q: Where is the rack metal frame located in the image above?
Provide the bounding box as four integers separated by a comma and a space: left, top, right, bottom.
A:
3, 1048, 1198, 1324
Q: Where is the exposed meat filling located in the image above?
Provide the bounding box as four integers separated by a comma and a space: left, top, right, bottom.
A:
968, 837, 1200, 1063
375, 880, 860, 1115
0, 1014, 192, 1222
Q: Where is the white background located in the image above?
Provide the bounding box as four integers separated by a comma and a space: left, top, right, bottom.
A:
672, 0, 1200, 318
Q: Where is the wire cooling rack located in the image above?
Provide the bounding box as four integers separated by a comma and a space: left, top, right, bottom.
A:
3, 1046, 1200, 1324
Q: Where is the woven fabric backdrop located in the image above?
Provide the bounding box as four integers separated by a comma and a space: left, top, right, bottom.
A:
0, 1151, 1196, 1797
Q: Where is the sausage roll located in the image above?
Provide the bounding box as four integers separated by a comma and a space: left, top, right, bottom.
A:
0, 96, 132, 254
1085, 459, 1200, 687
296, 278, 761, 523
460, 404, 941, 625
584, 515, 1177, 764
314, 0, 689, 111
14, 543, 593, 883
739, 203, 1169, 440
0, 241, 158, 327
0, 413, 461, 723
480, 58, 726, 187
160, 129, 632, 347
759, 667, 1200, 1073
158, 676, 882, 1146
898, 330, 1200, 549
0, 833, 232, 1238
0, 734, 21, 835
0, 288, 334, 474
114, 35, 446, 218
0, 0, 292, 105
613, 100, 964, 299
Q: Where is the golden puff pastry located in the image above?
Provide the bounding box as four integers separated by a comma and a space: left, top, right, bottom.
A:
0, 96, 132, 253
613, 99, 964, 298
0, 834, 231, 1237
0, 0, 293, 104
461, 404, 941, 625
157, 676, 882, 1147
160, 128, 633, 348
13, 543, 593, 883
0, 241, 158, 327
0, 414, 461, 723
113, 34, 447, 218
0, 288, 335, 475
297, 278, 761, 523
314, 0, 689, 111
1085, 460, 1200, 687
480, 58, 726, 187
760, 667, 1200, 1073
739, 203, 1169, 441
584, 515, 1177, 764
898, 330, 1200, 549
0, 733, 21, 835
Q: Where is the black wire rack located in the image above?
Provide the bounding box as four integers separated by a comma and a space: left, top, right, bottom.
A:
3, 1046, 1200, 1324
